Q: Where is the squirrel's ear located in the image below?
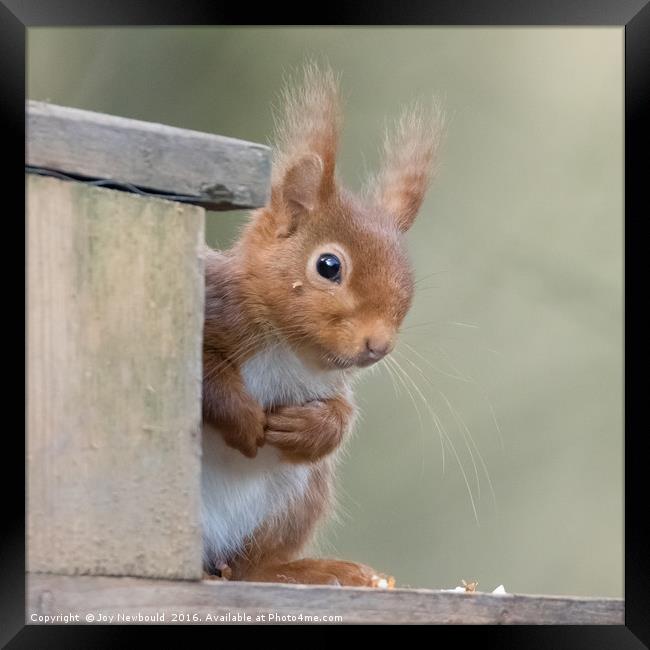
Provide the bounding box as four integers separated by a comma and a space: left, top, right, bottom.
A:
273, 154, 326, 236
283, 153, 325, 214
268, 62, 342, 236
370, 103, 444, 232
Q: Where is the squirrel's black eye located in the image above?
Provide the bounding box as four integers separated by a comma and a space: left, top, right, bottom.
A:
316, 253, 342, 282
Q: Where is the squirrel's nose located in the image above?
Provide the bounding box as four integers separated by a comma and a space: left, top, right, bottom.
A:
363, 336, 392, 362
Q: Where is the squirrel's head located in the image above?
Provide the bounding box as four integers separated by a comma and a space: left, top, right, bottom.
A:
238, 63, 444, 371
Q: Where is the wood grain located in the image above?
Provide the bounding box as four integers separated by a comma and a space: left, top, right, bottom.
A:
27, 574, 624, 625
27, 175, 205, 580
27, 100, 271, 210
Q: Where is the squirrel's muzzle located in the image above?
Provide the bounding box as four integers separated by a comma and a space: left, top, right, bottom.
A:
356, 335, 393, 367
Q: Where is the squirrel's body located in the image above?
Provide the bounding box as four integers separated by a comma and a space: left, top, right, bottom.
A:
202, 253, 348, 568
201, 64, 443, 586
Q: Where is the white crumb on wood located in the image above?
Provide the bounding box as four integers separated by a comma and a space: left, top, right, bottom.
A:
441, 584, 509, 594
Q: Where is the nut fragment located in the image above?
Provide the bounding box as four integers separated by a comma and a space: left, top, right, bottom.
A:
461, 579, 479, 593
218, 563, 233, 580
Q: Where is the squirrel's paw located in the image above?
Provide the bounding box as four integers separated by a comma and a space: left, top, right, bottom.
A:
264, 400, 344, 462
245, 558, 395, 588
220, 401, 266, 458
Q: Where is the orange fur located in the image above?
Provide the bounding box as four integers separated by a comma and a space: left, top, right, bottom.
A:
202, 63, 443, 586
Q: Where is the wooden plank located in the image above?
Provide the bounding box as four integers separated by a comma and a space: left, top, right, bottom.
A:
27, 100, 271, 210
27, 175, 205, 580
27, 574, 624, 625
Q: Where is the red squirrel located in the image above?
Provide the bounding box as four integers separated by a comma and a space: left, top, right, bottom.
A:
201, 63, 443, 587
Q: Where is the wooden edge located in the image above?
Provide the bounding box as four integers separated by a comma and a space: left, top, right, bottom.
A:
26, 176, 205, 581
26, 100, 271, 210
27, 573, 624, 625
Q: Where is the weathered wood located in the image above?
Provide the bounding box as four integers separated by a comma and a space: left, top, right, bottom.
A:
27, 100, 271, 210
27, 175, 205, 580
27, 574, 624, 625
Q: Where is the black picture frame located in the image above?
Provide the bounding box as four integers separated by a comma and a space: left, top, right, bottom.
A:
4, 1, 647, 645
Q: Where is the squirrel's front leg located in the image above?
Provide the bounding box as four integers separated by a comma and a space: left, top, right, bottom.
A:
203, 358, 265, 458
265, 394, 354, 463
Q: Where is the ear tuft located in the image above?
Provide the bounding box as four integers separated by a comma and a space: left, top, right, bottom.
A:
368, 100, 445, 232
269, 61, 342, 217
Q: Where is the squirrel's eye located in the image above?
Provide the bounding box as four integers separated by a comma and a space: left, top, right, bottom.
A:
316, 253, 342, 283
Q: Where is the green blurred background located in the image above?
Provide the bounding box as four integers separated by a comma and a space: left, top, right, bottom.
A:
28, 27, 623, 597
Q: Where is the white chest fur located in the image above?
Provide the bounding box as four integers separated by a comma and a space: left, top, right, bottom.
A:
201, 343, 345, 567
240, 343, 343, 408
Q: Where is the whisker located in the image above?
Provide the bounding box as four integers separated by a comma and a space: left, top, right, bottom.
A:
398, 343, 500, 509
391, 348, 446, 474
478, 386, 505, 451
413, 269, 449, 286
400, 341, 473, 383
384, 355, 427, 483
380, 358, 400, 400
434, 345, 474, 382
442, 393, 498, 513
389, 353, 480, 524
435, 388, 482, 502
398, 346, 481, 501
385, 355, 425, 443
434, 344, 504, 450
400, 319, 447, 332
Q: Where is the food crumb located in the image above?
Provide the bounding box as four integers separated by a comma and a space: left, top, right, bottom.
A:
372, 574, 396, 589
